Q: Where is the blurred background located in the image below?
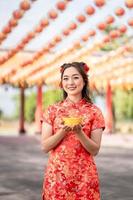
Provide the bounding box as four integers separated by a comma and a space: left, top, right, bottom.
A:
0, 0, 133, 199
0, 0, 133, 135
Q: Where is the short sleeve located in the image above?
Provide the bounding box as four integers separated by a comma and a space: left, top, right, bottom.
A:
42, 105, 56, 126
91, 106, 105, 131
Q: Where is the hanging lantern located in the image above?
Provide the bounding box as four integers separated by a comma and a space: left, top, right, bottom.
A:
54, 35, 62, 43
97, 22, 107, 30
13, 10, 24, 19
81, 34, 89, 42
21, 37, 29, 44
106, 15, 115, 24
35, 25, 43, 33
85, 6, 95, 15
0, 32, 6, 40
2, 26, 11, 34
62, 29, 70, 36
103, 36, 110, 43
8, 50, 15, 57
27, 32, 35, 39
128, 18, 133, 26
40, 19, 49, 27
76, 15, 86, 23
69, 22, 77, 30
94, 0, 105, 7
9, 18, 18, 27
48, 10, 58, 19
0, 57, 7, 64
17, 43, 25, 50
73, 40, 81, 48
115, 7, 125, 16
88, 30, 96, 36
48, 41, 56, 48
119, 25, 127, 33
42, 46, 50, 53
109, 30, 120, 38
125, 0, 133, 8
56, 1, 66, 11
20, 0, 31, 10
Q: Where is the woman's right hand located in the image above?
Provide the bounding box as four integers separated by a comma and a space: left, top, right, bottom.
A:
59, 125, 72, 136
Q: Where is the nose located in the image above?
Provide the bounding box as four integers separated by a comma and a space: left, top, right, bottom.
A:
68, 78, 74, 84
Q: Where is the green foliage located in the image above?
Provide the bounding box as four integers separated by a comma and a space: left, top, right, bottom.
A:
13, 89, 63, 122
25, 92, 36, 123
43, 89, 63, 110
113, 89, 133, 121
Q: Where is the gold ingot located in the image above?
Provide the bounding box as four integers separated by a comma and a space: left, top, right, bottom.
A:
63, 117, 82, 126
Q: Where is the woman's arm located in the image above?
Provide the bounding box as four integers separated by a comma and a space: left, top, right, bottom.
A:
73, 125, 103, 156
41, 122, 71, 153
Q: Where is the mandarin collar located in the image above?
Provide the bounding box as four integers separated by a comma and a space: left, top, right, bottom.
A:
63, 97, 87, 107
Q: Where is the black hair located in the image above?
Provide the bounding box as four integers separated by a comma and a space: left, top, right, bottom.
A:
60, 62, 92, 103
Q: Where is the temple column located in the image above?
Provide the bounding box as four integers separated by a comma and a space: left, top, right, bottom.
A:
35, 85, 43, 134
19, 87, 26, 134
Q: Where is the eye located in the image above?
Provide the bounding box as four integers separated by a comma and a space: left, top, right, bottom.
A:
74, 76, 79, 79
63, 77, 68, 81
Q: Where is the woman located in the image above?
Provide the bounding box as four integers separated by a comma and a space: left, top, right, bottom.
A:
41, 62, 105, 200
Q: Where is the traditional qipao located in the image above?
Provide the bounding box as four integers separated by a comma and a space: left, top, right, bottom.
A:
42, 98, 105, 200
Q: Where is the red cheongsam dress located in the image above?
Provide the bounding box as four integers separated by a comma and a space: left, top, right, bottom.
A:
42, 98, 105, 200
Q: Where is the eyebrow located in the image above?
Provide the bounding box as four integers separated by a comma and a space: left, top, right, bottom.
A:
63, 74, 80, 77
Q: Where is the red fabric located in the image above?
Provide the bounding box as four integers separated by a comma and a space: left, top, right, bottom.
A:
42, 98, 105, 200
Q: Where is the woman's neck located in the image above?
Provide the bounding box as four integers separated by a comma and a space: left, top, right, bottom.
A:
67, 95, 82, 103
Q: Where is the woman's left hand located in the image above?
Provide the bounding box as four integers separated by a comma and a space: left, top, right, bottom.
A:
72, 124, 83, 135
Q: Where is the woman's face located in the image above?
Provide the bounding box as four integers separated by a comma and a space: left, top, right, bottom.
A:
62, 67, 85, 97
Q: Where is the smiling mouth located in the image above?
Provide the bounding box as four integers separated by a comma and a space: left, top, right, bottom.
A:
68, 87, 76, 90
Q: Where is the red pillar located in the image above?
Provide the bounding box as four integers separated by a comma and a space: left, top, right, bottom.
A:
19, 87, 26, 134
105, 82, 113, 133
35, 85, 43, 134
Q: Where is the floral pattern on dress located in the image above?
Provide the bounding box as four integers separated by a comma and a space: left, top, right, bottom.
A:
42, 98, 105, 200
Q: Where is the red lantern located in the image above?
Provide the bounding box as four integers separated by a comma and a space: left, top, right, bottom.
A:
85, 6, 95, 15
88, 30, 96, 37
35, 25, 43, 33
128, 18, 133, 26
56, 1, 66, 11
103, 36, 110, 43
0, 32, 6, 40
115, 7, 125, 16
119, 25, 127, 33
21, 37, 29, 44
125, 0, 133, 8
42, 46, 50, 52
27, 32, 35, 39
54, 35, 62, 43
69, 22, 77, 30
97, 22, 107, 30
2, 26, 11, 34
40, 19, 49, 27
81, 34, 89, 42
48, 42, 56, 48
8, 50, 15, 57
106, 15, 115, 24
109, 30, 120, 38
17, 43, 25, 50
62, 29, 70, 36
20, 0, 31, 10
48, 10, 58, 19
76, 15, 86, 23
11, 48, 18, 55
0, 57, 7, 64
13, 10, 24, 19
9, 18, 18, 27
94, 0, 105, 7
